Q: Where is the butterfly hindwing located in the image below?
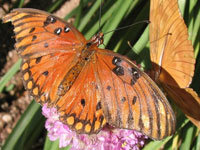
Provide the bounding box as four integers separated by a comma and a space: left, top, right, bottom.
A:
56, 59, 107, 134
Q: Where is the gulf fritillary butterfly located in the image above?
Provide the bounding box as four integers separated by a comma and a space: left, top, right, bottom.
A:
149, 0, 200, 128
2, 8, 176, 140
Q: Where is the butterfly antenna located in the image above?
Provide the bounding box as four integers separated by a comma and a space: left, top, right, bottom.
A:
150, 33, 172, 43
127, 41, 140, 57
104, 20, 150, 35
127, 41, 144, 65
99, 0, 102, 32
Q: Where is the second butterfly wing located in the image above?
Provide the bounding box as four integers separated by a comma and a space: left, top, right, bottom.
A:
149, 0, 200, 128
149, 0, 195, 88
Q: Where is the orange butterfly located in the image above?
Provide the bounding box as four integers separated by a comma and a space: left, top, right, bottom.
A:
3, 8, 176, 140
149, 0, 200, 127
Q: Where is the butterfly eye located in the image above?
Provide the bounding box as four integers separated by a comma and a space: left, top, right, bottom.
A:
86, 42, 92, 48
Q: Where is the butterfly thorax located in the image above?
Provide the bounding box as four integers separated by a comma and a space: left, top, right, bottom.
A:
87, 32, 104, 47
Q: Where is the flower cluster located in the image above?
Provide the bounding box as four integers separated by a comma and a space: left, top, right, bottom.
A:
42, 104, 148, 150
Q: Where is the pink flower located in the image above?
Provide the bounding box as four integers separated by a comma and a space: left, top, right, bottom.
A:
42, 104, 148, 149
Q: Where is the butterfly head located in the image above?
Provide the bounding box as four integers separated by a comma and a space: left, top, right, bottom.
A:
88, 32, 104, 47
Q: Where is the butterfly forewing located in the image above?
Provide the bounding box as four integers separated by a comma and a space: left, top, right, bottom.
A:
2, 8, 87, 105
95, 49, 176, 140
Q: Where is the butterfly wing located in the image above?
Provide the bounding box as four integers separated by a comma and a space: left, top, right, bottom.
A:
56, 59, 107, 134
2, 8, 87, 105
162, 85, 200, 128
94, 49, 176, 140
149, 0, 195, 88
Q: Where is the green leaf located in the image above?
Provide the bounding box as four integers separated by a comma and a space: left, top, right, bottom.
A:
0, 59, 21, 93
2, 101, 41, 150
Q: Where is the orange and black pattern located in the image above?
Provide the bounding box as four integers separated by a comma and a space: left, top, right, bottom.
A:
3, 8, 176, 139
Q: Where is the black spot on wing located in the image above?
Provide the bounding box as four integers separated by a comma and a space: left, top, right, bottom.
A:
106, 85, 111, 91
130, 68, 141, 85
36, 56, 42, 64
121, 97, 126, 102
44, 42, 49, 48
54, 27, 62, 35
131, 68, 140, 79
44, 16, 57, 26
32, 35, 37, 41
132, 96, 137, 105
64, 25, 70, 33
81, 99, 85, 107
29, 27, 35, 33
42, 71, 49, 76
131, 78, 136, 85
112, 66, 124, 76
96, 101, 102, 110
112, 56, 121, 65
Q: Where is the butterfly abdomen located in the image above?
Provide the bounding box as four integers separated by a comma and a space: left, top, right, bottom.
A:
58, 48, 95, 97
